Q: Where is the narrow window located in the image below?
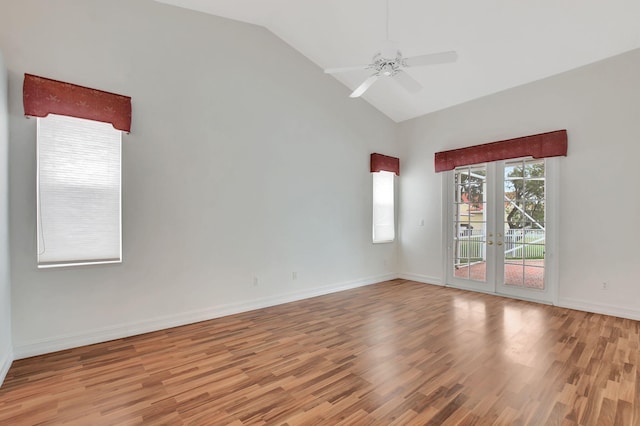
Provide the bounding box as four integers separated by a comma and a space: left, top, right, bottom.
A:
372, 170, 395, 243
37, 114, 122, 267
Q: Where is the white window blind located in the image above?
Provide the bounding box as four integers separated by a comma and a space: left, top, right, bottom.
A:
37, 114, 122, 267
372, 171, 395, 243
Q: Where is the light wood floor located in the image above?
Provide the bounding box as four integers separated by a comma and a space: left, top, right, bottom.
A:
1, 279, 639, 425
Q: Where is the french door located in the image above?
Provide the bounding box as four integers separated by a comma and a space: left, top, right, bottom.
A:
444, 157, 557, 304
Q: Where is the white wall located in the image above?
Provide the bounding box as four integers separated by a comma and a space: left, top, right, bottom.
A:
0, 0, 398, 358
0, 51, 13, 384
398, 48, 640, 319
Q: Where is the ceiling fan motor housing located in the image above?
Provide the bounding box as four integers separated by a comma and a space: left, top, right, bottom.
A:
372, 52, 401, 76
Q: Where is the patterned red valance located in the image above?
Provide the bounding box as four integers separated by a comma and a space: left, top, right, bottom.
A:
371, 153, 400, 175
434, 130, 567, 172
23, 74, 132, 132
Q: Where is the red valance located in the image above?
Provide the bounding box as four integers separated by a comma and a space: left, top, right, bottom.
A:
434, 130, 567, 172
23, 74, 132, 132
371, 153, 400, 175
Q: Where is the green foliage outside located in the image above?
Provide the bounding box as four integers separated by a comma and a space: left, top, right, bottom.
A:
504, 161, 545, 230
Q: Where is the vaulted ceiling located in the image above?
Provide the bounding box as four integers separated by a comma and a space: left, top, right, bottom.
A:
155, 0, 640, 122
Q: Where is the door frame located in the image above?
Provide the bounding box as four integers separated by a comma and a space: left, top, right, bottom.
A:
441, 157, 559, 305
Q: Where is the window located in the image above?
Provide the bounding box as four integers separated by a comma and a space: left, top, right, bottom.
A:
23, 73, 131, 267
37, 114, 122, 267
372, 170, 395, 243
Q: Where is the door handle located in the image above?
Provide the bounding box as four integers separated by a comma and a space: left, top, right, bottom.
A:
488, 241, 494, 246
497, 241, 503, 246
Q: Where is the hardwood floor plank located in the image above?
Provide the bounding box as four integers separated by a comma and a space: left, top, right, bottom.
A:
1, 279, 639, 424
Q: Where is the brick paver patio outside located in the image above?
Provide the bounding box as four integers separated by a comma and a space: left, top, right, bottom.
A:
454, 259, 544, 289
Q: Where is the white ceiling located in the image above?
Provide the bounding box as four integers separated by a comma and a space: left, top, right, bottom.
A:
155, 0, 640, 122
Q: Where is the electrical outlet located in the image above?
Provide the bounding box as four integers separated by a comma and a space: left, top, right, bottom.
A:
253, 276, 259, 286
602, 282, 607, 290
292, 271, 297, 280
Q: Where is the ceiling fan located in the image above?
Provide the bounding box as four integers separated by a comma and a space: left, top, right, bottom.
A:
324, 0, 458, 98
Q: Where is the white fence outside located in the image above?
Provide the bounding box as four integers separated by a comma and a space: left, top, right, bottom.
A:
504, 229, 545, 259
456, 228, 545, 261
456, 230, 485, 261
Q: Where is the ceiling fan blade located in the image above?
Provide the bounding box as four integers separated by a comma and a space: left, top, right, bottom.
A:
393, 70, 423, 93
324, 65, 369, 74
403, 51, 458, 67
350, 75, 379, 98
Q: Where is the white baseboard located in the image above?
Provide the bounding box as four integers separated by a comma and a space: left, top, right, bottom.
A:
399, 277, 640, 321
14, 275, 639, 361
558, 297, 640, 321
13, 273, 396, 360
397, 272, 442, 286
0, 349, 12, 387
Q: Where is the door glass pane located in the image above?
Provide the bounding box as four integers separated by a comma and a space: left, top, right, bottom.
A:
504, 260, 524, 287
503, 159, 545, 289
453, 165, 487, 283
524, 264, 544, 289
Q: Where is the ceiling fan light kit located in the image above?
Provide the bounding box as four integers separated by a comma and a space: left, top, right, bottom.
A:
324, 0, 458, 98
